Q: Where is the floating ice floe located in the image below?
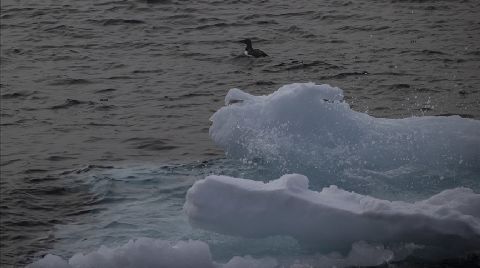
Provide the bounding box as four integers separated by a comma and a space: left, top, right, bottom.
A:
210, 83, 480, 182
185, 174, 480, 256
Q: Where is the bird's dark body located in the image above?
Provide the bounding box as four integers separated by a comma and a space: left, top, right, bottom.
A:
240, 39, 268, 58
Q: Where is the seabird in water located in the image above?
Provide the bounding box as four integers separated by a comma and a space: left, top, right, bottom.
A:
240, 39, 268, 58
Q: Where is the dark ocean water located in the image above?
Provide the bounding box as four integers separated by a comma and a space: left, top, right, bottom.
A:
1, 0, 480, 266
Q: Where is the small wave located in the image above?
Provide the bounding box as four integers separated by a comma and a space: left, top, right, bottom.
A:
0, 159, 21, 166
193, 22, 247, 30
50, 99, 95, 110
264, 60, 341, 73
326, 39, 347, 44
48, 78, 92, 86
46, 156, 76, 162
443, 58, 466, 63
31, 186, 69, 196
371, 106, 391, 111
143, 0, 173, 4
282, 25, 313, 36
414, 87, 441, 93
269, 10, 315, 18
65, 207, 106, 217
95, 88, 117, 93
337, 25, 390, 31
94, 104, 117, 111
255, 19, 279, 25
465, 50, 480, 56
324, 71, 369, 79
23, 169, 49, 174
86, 122, 119, 127
372, 71, 412, 76
196, 17, 223, 24
399, 49, 449, 57
286, 60, 341, 71
107, 75, 139, 80
44, 24, 68, 32
391, 0, 439, 3
15, 219, 59, 227
388, 83, 411, 90
165, 13, 196, 20
178, 92, 212, 99
1, 91, 35, 99
239, 14, 262, 20
102, 220, 138, 229
88, 18, 146, 26
59, 164, 114, 175
122, 137, 178, 151
421, 49, 447, 55
132, 69, 163, 74
314, 14, 357, 21
254, 80, 275, 86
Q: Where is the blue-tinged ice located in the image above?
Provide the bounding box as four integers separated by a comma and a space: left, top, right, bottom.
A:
210, 83, 480, 191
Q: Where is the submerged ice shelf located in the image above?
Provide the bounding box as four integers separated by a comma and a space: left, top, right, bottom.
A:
185, 174, 480, 256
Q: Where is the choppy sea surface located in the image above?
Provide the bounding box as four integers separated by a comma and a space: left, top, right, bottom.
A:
1, 0, 480, 267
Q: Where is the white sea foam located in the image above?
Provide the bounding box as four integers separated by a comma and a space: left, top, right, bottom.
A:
210, 83, 480, 182
185, 174, 480, 256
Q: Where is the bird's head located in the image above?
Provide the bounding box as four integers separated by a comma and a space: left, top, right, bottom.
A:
239, 39, 252, 46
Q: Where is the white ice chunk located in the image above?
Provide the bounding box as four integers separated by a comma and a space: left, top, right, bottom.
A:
223, 256, 277, 268
225, 88, 256, 105
27, 238, 215, 268
26, 239, 398, 268
184, 174, 480, 253
288, 241, 394, 268
210, 83, 480, 178
28, 254, 70, 268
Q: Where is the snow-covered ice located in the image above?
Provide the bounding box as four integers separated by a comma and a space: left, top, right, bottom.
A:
27, 238, 215, 268
185, 174, 480, 255
26, 238, 398, 268
210, 83, 480, 182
